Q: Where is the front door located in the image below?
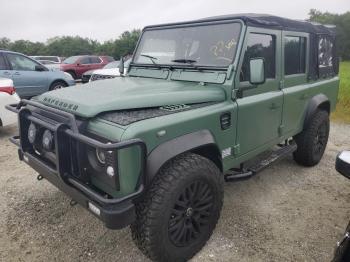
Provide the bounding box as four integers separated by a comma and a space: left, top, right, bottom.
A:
235, 28, 283, 156
5, 53, 48, 98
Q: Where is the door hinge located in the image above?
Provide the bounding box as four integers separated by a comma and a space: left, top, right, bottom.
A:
279, 80, 284, 90
278, 125, 284, 136
233, 144, 240, 155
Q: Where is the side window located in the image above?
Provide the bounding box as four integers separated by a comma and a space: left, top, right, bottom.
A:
240, 33, 276, 82
0, 54, 8, 70
90, 56, 102, 64
6, 53, 38, 71
285, 36, 306, 75
106, 56, 114, 62
80, 57, 90, 64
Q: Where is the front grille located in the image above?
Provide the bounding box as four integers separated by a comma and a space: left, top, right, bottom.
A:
90, 74, 116, 81
81, 75, 91, 82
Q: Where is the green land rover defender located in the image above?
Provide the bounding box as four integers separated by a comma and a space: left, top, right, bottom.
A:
7, 14, 339, 261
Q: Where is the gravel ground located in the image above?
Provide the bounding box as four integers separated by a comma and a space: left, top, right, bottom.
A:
0, 122, 349, 262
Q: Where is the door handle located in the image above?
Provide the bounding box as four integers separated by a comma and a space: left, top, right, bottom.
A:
14, 72, 21, 76
3, 71, 10, 75
269, 103, 280, 110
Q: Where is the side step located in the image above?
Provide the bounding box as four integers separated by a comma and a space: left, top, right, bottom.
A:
224, 143, 297, 182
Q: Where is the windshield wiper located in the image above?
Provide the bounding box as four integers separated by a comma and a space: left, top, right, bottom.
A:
140, 54, 158, 64
171, 59, 197, 64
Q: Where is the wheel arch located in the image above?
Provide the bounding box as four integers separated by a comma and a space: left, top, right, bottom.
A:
64, 70, 77, 79
303, 94, 330, 129
49, 79, 68, 90
146, 130, 223, 183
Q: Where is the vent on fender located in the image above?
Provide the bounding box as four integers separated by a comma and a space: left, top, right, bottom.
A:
220, 112, 231, 130
160, 104, 190, 112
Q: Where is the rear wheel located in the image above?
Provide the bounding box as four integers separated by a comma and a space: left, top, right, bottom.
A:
49, 81, 67, 91
131, 153, 223, 262
293, 110, 330, 166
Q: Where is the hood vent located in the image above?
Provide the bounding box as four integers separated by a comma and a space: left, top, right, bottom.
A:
160, 104, 190, 112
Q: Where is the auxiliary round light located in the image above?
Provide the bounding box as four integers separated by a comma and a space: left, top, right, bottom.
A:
42, 129, 54, 151
106, 166, 115, 177
96, 148, 106, 165
28, 123, 37, 144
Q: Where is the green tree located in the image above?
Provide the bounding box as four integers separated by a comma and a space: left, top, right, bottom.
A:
0, 29, 141, 59
0, 37, 11, 50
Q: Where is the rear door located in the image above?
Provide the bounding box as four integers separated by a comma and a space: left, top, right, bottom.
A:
89, 56, 103, 70
5, 53, 48, 98
75, 56, 91, 77
235, 28, 284, 156
281, 32, 310, 135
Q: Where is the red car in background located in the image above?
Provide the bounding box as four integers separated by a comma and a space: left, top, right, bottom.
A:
60, 55, 114, 79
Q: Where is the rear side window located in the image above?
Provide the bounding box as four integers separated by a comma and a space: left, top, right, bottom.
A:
0, 54, 8, 70
284, 36, 306, 75
240, 33, 276, 82
318, 36, 334, 74
80, 57, 90, 64
105, 56, 115, 62
90, 56, 102, 64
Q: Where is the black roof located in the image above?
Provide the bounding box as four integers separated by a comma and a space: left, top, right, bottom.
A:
146, 13, 336, 35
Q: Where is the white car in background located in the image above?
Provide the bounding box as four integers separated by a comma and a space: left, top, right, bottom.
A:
0, 78, 20, 127
89, 59, 131, 82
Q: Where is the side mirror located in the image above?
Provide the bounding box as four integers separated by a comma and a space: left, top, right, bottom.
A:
35, 65, 46, 72
119, 56, 124, 76
336, 151, 350, 179
249, 58, 266, 85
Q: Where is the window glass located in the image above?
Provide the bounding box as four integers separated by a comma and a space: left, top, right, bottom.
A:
318, 36, 333, 69
90, 56, 102, 64
80, 57, 90, 64
285, 36, 306, 75
105, 56, 115, 62
240, 33, 276, 81
63, 56, 79, 64
134, 23, 241, 67
7, 53, 38, 71
103, 61, 119, 69
0, 54, 8, 70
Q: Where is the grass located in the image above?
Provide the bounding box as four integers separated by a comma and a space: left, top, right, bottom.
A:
331, 61, 350, 123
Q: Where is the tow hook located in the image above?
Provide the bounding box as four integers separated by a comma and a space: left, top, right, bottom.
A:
37, 174, 44, 181
70, 199, 77, 206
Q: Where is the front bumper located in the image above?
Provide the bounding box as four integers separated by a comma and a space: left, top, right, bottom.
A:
6, 100, 147, 229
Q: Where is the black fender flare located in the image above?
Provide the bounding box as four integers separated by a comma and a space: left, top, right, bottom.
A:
146, 130, 221, 183
303, 93, 330, 129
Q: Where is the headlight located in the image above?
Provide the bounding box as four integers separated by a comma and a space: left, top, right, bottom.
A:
28, 123, 37, 144
42, 129, 54, 151
96, 148, 106, 164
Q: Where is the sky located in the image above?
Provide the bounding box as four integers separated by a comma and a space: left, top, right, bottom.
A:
1, 0, 349, 42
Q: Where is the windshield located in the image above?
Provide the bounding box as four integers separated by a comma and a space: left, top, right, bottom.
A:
133, 22, 241, 67
103, 61, 120, 69
63, 56, 79, 64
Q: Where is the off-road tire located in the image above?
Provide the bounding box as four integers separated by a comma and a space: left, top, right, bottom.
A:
131, 153, 224, 262
49, 81, 67, 91
293, 110, 330, 166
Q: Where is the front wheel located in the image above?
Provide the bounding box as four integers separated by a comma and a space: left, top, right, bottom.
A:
49, 81, 67, 91
293, 110, 330, 166
131, 153, 224, 262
